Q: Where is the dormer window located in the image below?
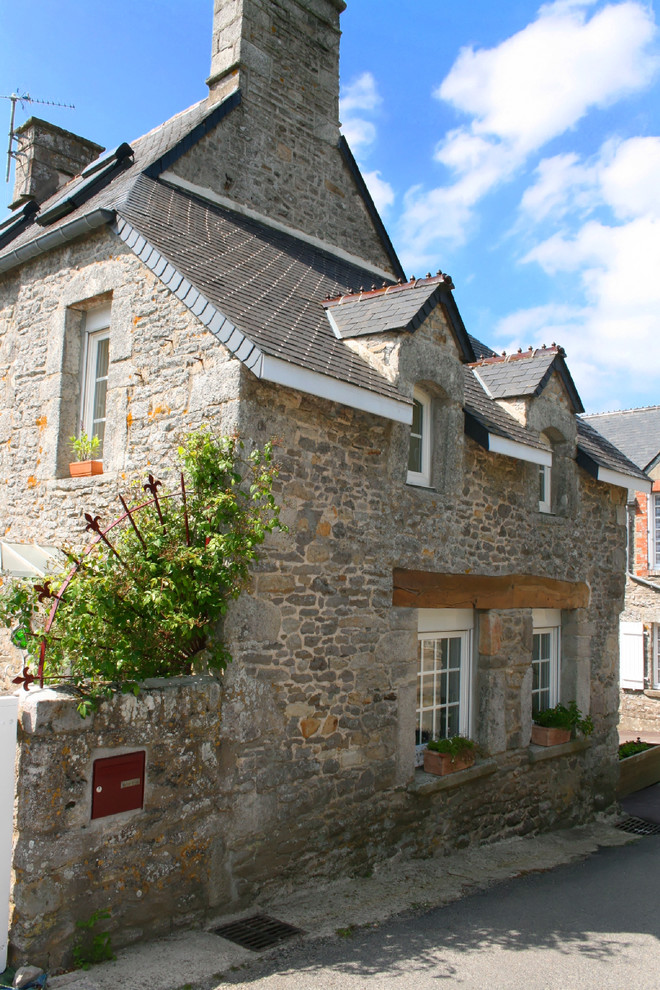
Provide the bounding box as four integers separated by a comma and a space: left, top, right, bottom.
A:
539, 463, 552, 513
407, 388, 431, 487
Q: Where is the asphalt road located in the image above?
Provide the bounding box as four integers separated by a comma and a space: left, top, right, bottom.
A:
217, 835, 660, 990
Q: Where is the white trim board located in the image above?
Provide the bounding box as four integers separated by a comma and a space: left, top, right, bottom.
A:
488, 434, 552, 467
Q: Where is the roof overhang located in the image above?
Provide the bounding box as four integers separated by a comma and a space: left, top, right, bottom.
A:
576, 449, 652, 492
0, 208, 115, 275
464, 411, 552, 466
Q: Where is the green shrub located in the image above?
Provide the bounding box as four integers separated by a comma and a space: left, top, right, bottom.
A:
0, 429, 284, 716
619, 738, 654, 760
426, 735, 475, 761
534, 701, 593, 736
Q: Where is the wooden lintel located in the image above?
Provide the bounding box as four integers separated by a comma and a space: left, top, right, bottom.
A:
392, 568, 590, 611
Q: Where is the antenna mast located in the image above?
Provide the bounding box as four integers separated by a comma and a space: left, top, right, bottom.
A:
2, 92, 75, 183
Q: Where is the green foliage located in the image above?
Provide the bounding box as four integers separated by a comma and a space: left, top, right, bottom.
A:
72, 909, 115, 969
0, 429, 285, 716
69, 431, 100, 461
426, 735, 475, 760
534, 701, 594, 736
619, 738, 654, 760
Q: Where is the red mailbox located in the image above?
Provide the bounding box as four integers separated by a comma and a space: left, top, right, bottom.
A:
91, 751, 145, 819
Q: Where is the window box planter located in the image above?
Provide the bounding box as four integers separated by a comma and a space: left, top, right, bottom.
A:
423, 748, 475, 776
69, 460, 103, 478
618, 742, 660, 798
531, 724, 571, 747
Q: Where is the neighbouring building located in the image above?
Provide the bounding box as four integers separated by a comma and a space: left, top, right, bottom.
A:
583, 407, 660, 736
0, 0, 650, 969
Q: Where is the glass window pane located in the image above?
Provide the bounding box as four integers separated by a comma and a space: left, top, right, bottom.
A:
448, 669, 460, 703
95, 336, 109, 380
447, 705, 460, 738
408, 436, 422, 473
438, 639, 448, 671
448, 637, 461, 667
422, 676, 434, 708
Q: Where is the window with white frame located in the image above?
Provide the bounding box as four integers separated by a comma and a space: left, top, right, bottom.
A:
532, 609, 561, 716
538, 463, 552, 513
653, 624, 660, 690
80, 304, 111, 457
415, 609, 473, 765
407, 388, 431, 487
651, 494, 660, 571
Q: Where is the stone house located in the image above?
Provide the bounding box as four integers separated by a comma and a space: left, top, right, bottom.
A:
583, 407, 660, 736
0, 0, 650, 969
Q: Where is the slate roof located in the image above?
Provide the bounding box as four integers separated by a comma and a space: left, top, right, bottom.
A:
576, 418, 651, 485
582, 406, 660, 471
117, 175, 404, 400
470, 347, 584, 413
463, 370, 551, 452
322, 275, 474, 360
0, 96, 234, 260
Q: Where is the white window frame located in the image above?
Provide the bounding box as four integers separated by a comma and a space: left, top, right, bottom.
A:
407, 388, 432, 488
650, 493, 660, 571
532, 608, 561, 715
415, 609, 473, 766
653, 624, 660, 690
538, 463, 552, 513
80, 304, 111, 456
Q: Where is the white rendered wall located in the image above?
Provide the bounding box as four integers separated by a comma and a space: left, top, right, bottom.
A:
0, 695, 18, 972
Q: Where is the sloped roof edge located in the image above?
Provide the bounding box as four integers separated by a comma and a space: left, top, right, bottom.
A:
0, 208, 115, 275
144, 89, 242, 179
464, 410, 552, 466
114, 215, 412, 424
337, 135, 406, 283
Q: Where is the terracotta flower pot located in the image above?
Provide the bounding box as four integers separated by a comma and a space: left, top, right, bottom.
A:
531, 724, 571, 747
423, 748, 475, 776
69, 460, 103, 478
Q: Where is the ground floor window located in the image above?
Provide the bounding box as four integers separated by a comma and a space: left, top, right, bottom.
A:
415, 609, 473, 766
532, 609, 561, 715
653, 624, 660, 690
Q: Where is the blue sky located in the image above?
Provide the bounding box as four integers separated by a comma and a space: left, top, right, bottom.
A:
2, 0, 659, 413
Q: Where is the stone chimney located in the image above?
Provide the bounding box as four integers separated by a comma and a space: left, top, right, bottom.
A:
207, 0, 346, 145
11, 117, 104, 209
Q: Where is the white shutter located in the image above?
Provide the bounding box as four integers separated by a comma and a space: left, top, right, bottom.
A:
620, 621, 644, 689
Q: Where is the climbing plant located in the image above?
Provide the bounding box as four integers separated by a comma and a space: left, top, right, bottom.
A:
0, 429, 284, 716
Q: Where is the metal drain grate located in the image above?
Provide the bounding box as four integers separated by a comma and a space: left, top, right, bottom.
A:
616, 815, 660, 836
212, 913, 305, 951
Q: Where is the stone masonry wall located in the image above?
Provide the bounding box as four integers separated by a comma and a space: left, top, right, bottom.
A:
3, 232, 627, 967
171, 0, 395, 275
0, 228, 242, 681
11, 678, 225, 970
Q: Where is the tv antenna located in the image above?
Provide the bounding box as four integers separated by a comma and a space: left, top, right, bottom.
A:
2, 91, 75, 183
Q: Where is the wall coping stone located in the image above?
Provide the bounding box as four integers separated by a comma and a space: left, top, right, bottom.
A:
408, 758, 498, 795
527, 737, 591, 763
18, 674, 221, 735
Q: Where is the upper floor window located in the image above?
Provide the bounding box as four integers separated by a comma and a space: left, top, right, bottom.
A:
532, 609, 561, 715
80, 304, 111, 457
407, 388, 431, 487
652, 493, 660, 571
538, 464, 552, 513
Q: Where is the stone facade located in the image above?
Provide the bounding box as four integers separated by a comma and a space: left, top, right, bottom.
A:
1, 0, 634, 971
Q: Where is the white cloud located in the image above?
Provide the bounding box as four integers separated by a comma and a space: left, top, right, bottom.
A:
397, 0, 658, 257
340, 72, 381, 116
363, 170, 395, 214
521, 136, 660, 223
340, 73, 397, 216
496, 214, 660, 408
340, 72, 381, 153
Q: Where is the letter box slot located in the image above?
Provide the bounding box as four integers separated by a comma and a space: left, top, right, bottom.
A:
92, 751, 145, 819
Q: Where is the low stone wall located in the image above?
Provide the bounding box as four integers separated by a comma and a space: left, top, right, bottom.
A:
10, 677, 224, 971
10, 673, 614, 972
